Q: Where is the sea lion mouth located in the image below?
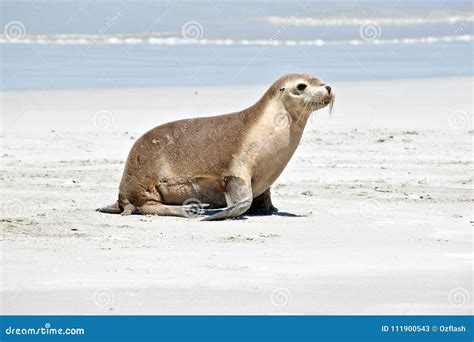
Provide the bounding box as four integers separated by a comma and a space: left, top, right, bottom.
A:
309, 94, 334, 108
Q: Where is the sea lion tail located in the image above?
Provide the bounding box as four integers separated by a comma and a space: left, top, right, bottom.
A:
96, 201, 122, 214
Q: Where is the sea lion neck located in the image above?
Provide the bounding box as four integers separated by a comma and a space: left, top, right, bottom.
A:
238, 93, 278, 123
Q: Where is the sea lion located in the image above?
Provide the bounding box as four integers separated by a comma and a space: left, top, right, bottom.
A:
98, 73, 334, 220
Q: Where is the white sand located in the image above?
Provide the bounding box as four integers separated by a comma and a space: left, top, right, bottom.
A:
0, 77, 472, 314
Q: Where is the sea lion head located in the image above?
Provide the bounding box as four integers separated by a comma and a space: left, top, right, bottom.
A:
270, 73, 334, 116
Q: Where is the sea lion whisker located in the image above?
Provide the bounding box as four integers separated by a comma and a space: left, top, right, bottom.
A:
295, 97, 312, 125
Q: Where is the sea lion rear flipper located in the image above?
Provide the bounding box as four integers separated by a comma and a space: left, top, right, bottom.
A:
201, 176, 252, 221
96, 201, 122, 214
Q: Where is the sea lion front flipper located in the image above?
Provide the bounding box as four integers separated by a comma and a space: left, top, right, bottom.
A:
201, 176, 252, 221
138, 202, 209, 217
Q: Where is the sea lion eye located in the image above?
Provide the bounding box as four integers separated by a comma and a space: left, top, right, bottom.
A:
296, 83, 307, 92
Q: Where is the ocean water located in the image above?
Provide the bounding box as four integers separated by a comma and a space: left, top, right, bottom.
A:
0, 0, 472, 90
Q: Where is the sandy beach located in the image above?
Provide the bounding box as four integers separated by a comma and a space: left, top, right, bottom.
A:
0, 77, 472, 314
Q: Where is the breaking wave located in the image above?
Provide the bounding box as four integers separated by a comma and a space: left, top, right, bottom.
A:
264, 15, 474, 26
0, 33, 472, 46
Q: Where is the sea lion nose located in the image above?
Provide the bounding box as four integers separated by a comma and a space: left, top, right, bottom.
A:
325, 85, 332, 94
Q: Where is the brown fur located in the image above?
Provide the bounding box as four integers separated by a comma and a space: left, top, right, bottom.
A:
98, 73, 334, 220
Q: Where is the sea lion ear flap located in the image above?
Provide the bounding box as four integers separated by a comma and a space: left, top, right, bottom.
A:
278, 87, 285, 100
